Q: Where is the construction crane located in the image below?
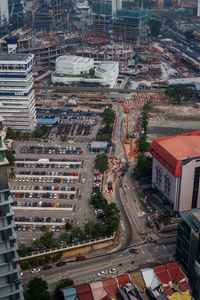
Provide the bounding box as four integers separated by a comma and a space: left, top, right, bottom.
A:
124, 108, 130, 144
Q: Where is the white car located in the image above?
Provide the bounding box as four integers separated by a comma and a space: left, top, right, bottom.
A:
97, 271, 108, 277
31, 268, 40, 274
109, 268, 118, 274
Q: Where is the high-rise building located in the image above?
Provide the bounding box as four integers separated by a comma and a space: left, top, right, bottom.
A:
0, 0, 24, 26
92, 0, 148, 43
0, 117, 24, 300
0, 53, 37, 132
176, 209, 200, 300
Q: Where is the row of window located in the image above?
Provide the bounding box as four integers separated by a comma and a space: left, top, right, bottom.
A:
155, 166, 171, 196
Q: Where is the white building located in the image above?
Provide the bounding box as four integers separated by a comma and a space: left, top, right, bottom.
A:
150, 132, 200, 215
95, 61, 119, 88
0, 53, 37, 132
55, 55, 94, 75
52, 55, 119, 88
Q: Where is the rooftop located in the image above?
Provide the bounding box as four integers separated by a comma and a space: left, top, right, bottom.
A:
150, 132, 200, 176
97, 61, 118, 72
180, 209, 200, 232
0, 53, 33, 62
56, 55, 93, 64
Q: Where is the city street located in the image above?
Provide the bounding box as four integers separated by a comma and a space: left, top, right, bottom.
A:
22, 235, 176, 291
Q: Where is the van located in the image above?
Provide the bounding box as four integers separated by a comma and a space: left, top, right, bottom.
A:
39, 201, 42, 206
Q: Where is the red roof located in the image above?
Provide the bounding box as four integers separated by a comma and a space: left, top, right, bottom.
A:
150, 131, 200, 177
163, 285, 173, 296
179, 281, 190, 292
153, 265, 170, 284
116, 274, 130, 289
166, 262, 185, 282
104, 278, 118, 299
76, 284, 94, 300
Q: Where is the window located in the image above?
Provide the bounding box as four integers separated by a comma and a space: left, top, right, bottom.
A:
164, 174, 171, 196
192, 167, 200, 209
156, 166, 162, 186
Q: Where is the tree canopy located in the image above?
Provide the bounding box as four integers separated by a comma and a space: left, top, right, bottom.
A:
165, 84, 194, 103
33, 125, 48, 138
134, 153, 152, 180
6, 150, 15, 165
54, 278, 74, 299
103, 107, 116, 124
149, 19, 161, 36
139, 134, 150, 152
6, 127, 21, 139
95, 153, 108, 173
25, 277, 52, 300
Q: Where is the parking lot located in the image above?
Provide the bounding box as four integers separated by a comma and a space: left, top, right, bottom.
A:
11, 140, 98, 245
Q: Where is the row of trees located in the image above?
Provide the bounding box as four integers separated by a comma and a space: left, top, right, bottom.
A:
96, 107, 115, 141
165, 84, 194, 103
95, 153, 108, 173
91, 192, 120, 236
133, 153, 152, 180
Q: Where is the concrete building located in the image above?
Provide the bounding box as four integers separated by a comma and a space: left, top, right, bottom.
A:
150, 132, 200, 215
176, 209, 200, 300
0, 53, 37, 131
52, 55, 119, 88
0, 117, 24, 300
92, 0, 148, 43
55, 55, 94, 75
95, 61, 119, 88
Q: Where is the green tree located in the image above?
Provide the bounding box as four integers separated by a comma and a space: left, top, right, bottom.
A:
165, 84, 194, 103
38, 232, 56, 249
61, 135, 67, 142
54, 278, 74, 299
149, 19, 161, 36
185, 30, 195, 42
33, 125, 48, 138
6, 150, 15, 165
59, 232, 70, 243
95, 153, 108, 173
71, 226, 83, 242
6, 127, 16, 139
89, 68, 95, 76
18, 243, 32, 257
65, 222, 72, 231
103, 107, 116, 124
91, 192, 107, 209
26, 277, 52, 300
139, 134, 149, 152
134, 153, 152, 180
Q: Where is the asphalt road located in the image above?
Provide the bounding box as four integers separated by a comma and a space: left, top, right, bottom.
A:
22, 235, 176, 291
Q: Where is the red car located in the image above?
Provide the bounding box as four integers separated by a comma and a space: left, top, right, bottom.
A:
76, 256, 86, 261
51, 203, 54, 207
94, 173, 100, 176
80, 151, 83, 155
94, 179, 101, 183
16, 193, 20, 198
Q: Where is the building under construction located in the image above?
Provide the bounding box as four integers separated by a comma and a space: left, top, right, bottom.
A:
92, 0, 148, 43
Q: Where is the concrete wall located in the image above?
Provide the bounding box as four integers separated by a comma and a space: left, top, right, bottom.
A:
51, 74, 106, 85
152, 157, 178, 206
179, 159, 200, 212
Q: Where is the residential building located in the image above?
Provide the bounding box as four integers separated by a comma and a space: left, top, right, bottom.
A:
149, 132, 200, 214
0, 117, 24, 300
0, 53, 37, 131
176, 209, 200, 299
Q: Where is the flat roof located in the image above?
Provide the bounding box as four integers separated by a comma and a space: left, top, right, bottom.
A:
97, 61, 118, 72
150, 132, 200, 176
90, 141, 108, 148
0, 53, 33, 62
180, 209, 200, 231
169, 77, 200, 85
56, 55, 93, 64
